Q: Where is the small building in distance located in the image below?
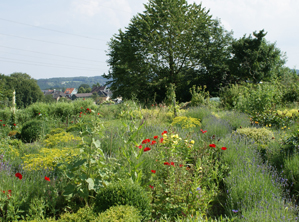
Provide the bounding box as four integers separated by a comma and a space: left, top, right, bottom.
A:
64, 88, 78, 99
91, 86, 112, 99
72, 93, 92, 100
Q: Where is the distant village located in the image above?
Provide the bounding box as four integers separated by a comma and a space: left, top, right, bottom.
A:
41, 86, 122, 104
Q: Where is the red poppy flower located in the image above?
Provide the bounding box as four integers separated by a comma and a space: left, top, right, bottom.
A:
209, 144, 216, 148
13, 123, 16, 126
98, 113, 100, 115
45, 176, 50, 181
136, 145, 142, 149
79, 115, 81, 118
160, 138, 164, 143
2, 124, 5, 127
86, 108, 90, 111
171, 162, 175, 166
153, 135, 158, 139
0, 120, 2, 121
8, 190, 11, 196
149, 185, 154, 189
151, 170, 156, 173
179, 164, 183, 167
221, 147, 227, 150
81, 107, 83, 109
162, 130, 168, 135
164, 162, 170, 166
151, 104, 154, 106
144, 147, 151, 152
15, 173, 22, 180
200, 129, 207, 134
151, 141, 157, 145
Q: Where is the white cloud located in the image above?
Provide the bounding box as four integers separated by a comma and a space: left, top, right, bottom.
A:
71, 0, 134, 27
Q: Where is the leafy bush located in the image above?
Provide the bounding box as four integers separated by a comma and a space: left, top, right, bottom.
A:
22, 147, 79, 171
58, 205, 96, 222
97, 205, 142, 222
189, 85, 209, 107
220, 82, 283, 113
93, 180, 151, 219
0, 107, 12, 122
233, 127, 274, 144
43, 131, 81, 148
171, 116, 201, 129
21, 119, 49, 143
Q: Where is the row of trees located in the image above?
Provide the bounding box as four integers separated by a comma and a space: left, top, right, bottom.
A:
104, 0, 287, 103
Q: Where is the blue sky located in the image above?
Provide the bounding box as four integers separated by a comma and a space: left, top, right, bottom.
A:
0, 0, 298, 79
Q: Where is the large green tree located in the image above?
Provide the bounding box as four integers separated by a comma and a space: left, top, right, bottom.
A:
104, 0, 233, 102
0, 73, 44, 108
229, 30, 285, 83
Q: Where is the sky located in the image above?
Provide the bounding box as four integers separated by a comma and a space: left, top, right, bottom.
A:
0, 0, 298, 80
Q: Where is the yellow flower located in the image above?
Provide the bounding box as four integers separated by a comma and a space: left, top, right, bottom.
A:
190, 140, 195, 144
255, 121, 259, 124
269, 124, 271, 127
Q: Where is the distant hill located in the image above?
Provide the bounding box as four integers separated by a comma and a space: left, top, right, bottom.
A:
296, 69, 299, 74
37, 76, 108, 90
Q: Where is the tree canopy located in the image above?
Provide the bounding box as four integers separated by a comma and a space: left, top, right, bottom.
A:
0, 73, 44, 108
104, 0, 233, 102
229, 30, 285, 83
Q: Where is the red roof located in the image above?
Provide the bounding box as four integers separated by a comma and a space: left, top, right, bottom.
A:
64, 88, 75, 94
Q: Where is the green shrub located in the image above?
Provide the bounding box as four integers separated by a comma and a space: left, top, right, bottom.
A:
233, 127, 274, 144
94, 180, 151, 219
97, 205, 142, 222
58, 206, 96, 222
0, 107, 12, 122
21, 119, 48, 143
189, 85, 209, 107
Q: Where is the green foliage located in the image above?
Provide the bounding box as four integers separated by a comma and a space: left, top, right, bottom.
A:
233, 127, 274, 144
220, 81, 283, 113
250, 108, 299, 128
21, 119, 49, 143
104, 0, 233, 103
94, 180, 151, 219
58, 113, 116, 207
58, 205, 96, 222
0, 73, 44, 108
189, 85, 209, 107
97, 205, 142, 222
229, 30, 285, 83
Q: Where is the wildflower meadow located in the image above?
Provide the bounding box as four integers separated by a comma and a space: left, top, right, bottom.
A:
1, 93, 299, 221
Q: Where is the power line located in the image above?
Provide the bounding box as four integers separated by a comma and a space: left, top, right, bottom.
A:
0, 32, 105, 51
0, 45, 106, 63
0, 50, 104, 66
0, 17, 107, 41
0, 57, 106, 71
